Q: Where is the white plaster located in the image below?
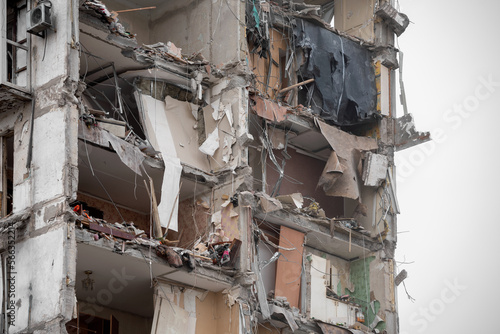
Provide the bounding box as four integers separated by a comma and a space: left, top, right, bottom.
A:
9, 226, 66, 332
140, 95, 181, 231
199, 127, 219, 156
30, 109, 67, 206
12, 179, 32, 212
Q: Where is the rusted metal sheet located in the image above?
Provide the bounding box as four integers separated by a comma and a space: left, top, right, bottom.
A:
250, 95, 288, 122
275, 226, 304, 310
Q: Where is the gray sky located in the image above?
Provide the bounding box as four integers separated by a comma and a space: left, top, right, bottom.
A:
395, 0, 500, 333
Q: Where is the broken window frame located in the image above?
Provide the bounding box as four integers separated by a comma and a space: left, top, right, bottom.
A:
65, 310, 119, 334
0, 134, 13, 218
0, 0, 31, 94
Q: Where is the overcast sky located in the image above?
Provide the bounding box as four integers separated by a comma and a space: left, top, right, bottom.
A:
394, 0, 500, 333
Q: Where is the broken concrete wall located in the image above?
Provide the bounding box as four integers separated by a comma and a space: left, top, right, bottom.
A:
334, 0, 376, 42
8, 223, 75, 333
204, 82, 251, 172
150, 0, 243, 66
3, 0, 81, 332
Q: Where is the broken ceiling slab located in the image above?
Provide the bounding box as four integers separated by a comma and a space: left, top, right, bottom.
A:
136, 42, 208, 66
293, 19, 377, 126
317, 321, 359, 334
0, 85, 31, 110
258, 193, 283, 213
77, 138, 164, 214
78, 120, 145, 176
394, 113, 431, 151
269, 304, 299, 332
126, 69, 195, 94
254, 208, 381, 260
376, 2, 410, 37
276, 193, 304, 209
317, 121, 378, 201
80, 2, 137, 41
182, 165, 218, 186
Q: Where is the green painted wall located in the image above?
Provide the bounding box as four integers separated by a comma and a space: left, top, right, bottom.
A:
347, 256, 381, 327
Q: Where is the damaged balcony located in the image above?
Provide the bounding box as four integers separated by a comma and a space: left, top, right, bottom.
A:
73, 2, 251, 332
244, 4, 407, 332
69, 226, 237, 333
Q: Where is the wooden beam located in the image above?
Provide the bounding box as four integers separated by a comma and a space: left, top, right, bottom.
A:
278, 78, 314, 94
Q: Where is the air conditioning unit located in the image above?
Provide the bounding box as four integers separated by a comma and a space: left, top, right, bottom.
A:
27, 3, 52, 35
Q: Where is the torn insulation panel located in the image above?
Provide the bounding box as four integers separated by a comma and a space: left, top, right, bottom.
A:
294, 19, 377, 126
317, 121, 378, 201
137, 94, 184, 231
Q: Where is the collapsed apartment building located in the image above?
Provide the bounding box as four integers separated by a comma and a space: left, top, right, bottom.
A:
0, 0, 429, 333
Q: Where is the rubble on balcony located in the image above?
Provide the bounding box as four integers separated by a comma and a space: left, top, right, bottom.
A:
133, 42, 209, 66
72, 200, 241, 272
81, 0, 136, 39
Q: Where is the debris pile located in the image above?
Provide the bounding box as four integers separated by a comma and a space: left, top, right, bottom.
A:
82, 0, 136, 39
135, 42, 209, 66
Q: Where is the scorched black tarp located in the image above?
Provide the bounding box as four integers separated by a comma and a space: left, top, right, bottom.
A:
294, 19, 377, 126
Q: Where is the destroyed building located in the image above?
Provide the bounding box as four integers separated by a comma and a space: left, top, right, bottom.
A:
0, 0, 429, 333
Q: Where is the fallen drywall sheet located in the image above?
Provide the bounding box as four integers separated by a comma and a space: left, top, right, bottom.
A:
221, 201, 240, 241
104, 131, 144, 176
139, 94, 182, 231
164, 96, 210, 171
275, 226, 304, 310
151, 295, 191, 334
294, 19, 377, 126
276, 193, 304, 209
317, 121, 378, 201
79, 123, 145, 175
202, 103, 234, 170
